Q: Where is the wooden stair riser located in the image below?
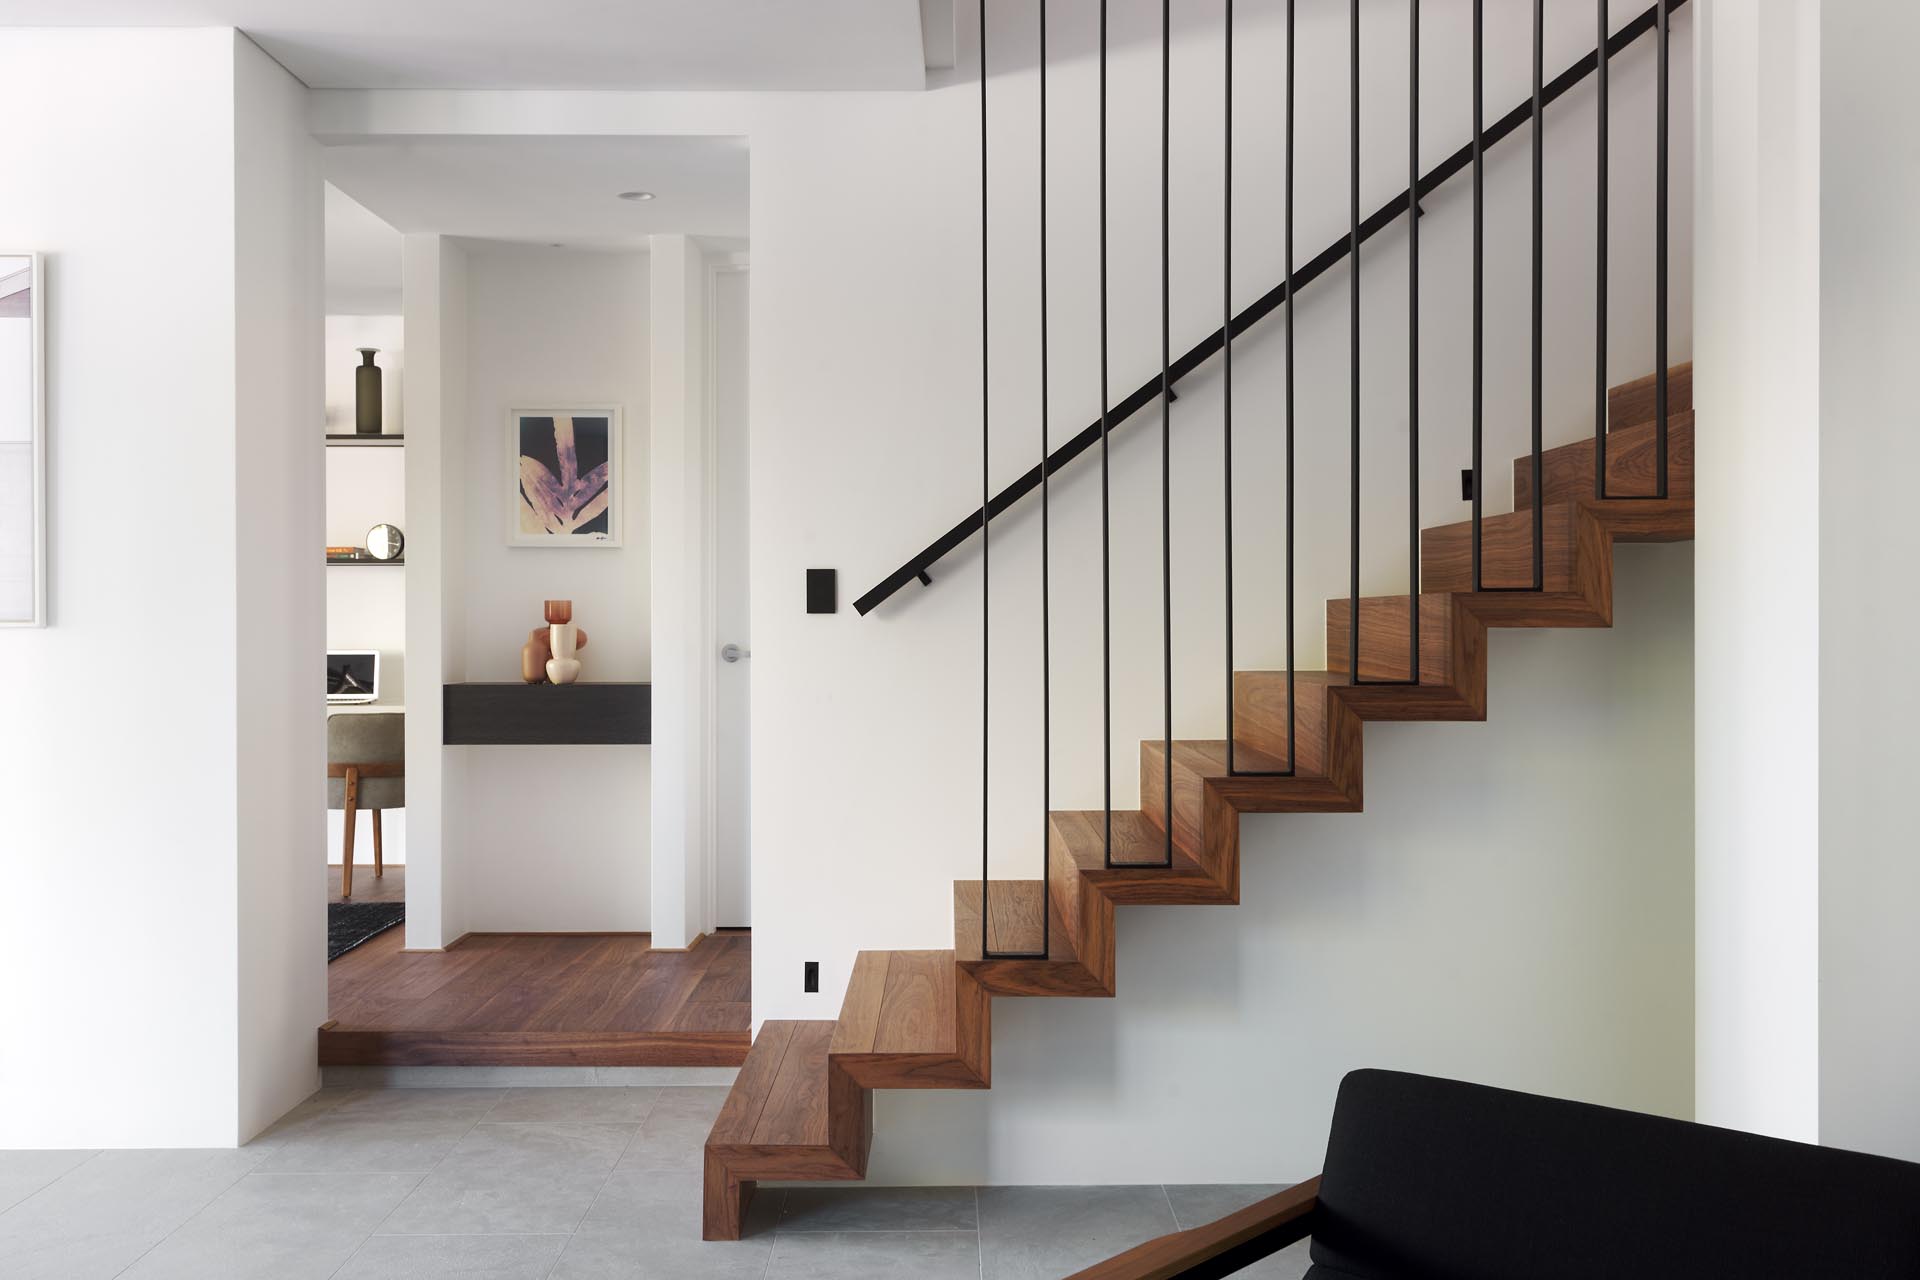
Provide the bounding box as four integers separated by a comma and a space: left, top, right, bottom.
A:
953, 880, 1115, 997
1606, 361, 1692, 432
1050, 810, 1238, 907
1322, 594, 1489, 722
704, 1019, 872, 1241
1420, 504, 1614, 627
1514, 411, 1694, 511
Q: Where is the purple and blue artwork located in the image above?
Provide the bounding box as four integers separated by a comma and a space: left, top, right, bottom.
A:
515, 411, 616, 543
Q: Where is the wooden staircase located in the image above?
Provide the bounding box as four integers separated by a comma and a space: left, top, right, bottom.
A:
703, 364, 1695, 1240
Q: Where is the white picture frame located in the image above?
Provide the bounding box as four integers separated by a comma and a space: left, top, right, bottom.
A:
508, 404, 623, 548
0, 253, 46, 627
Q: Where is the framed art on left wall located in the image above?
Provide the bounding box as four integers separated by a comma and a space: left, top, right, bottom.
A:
0, 253, 45, 626
509, 405, 622, 547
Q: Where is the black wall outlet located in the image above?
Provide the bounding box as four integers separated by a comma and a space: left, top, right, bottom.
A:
1460, 468, 1476, 501
804, 961, 820, 993
807, 569, 837, 614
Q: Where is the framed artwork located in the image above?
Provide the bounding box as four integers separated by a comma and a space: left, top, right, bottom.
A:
0, 253, 45, 626
509, 405, 622, 547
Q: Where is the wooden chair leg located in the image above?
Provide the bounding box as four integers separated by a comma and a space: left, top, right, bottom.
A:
372, 810, 384, 879
340, 767, 359, 901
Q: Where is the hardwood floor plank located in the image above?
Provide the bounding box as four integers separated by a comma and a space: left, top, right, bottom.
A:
325, 929, 752, 1067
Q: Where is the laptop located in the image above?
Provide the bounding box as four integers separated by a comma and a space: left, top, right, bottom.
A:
327, 650, 381, 704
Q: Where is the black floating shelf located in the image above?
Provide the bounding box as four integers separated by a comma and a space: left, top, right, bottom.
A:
325, 434, 405, 447
327, 557, 405, 567
443, 682, 651, 746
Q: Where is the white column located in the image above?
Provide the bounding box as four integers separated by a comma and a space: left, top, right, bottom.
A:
1694, 0, 1824, 1145
401, 234, 470, 949
1697, 0, 1920, 1162
649, 234, 709, 948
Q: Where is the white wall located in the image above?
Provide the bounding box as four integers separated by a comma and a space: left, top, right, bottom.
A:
1816, 0, 1920, 1163
312, 0, 1699, 1180
233, 32, 327, 1145
0, 28, 322, 1147
453, 244, 652, 933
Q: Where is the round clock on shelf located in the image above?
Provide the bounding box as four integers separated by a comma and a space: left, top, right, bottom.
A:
366, 523, 405, 562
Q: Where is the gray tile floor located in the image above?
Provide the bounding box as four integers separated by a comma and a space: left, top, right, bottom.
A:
0, 1086, 1312, 1279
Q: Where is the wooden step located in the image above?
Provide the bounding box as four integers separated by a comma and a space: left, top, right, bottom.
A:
1322, 593, 1487, 721
1418, 503, 1613, 626
1514, 411, 1694, 512
830, 950, 989, 1089
1050, 810, 1235, 906
1607, 361, 1691, 431
955, 879, 1114, 997
704, 1019, 869, 1240
1141, 737, 1362, 822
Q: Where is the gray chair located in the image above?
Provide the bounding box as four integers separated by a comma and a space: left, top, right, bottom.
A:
328, 712, 404, 900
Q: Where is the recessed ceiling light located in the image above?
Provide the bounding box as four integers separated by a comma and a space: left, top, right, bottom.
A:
617, 190, 656, 202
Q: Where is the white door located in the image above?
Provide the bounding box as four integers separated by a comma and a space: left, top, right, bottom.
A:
712, 267, 751, 927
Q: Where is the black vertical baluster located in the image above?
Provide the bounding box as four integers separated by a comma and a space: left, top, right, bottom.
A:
1656, 0, 1669, 496
1284, 0, 1297, 775
1157, 0, 1173, 866
1099, 0, 1114, 867
1224, 0, 1237, 772
1407, 0, 1420, 681
1596, 0, 1608, 498
1347, 0, 1361, 686
1037, 0, 1051, 959
978, 0, 990, 959
1470, 0, 1483, 592
1530, 0, 1543, 588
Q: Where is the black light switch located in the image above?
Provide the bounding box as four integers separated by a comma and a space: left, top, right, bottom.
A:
1460, 468, 1476, 501
804, 961, 820, 993
807, 569, 837, 614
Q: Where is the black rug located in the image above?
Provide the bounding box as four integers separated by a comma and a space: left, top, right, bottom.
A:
328, 901, 406, 961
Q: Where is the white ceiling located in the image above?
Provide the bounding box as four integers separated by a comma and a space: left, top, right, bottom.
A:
0, 0, 937, 89
325, 135, 748, 251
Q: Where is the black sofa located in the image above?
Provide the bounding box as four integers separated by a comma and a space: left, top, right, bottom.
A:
1073, 1068, 1920, 1279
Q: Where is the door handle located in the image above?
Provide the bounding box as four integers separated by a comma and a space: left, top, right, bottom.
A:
721, 643, 750, 664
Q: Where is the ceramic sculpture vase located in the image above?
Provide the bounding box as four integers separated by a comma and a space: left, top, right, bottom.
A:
546, 622, 582, 685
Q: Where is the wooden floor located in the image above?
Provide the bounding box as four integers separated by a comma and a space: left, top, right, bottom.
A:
323, 929, 751, 1068
329, 863, 404, 904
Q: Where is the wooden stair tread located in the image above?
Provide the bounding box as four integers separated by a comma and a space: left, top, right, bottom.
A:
833, 950, 955, 1057
830, 949, 990, 1088
709, 1019, 838, 1150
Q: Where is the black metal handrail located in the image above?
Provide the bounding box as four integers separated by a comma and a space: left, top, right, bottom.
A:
854, 0, 1685, 620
